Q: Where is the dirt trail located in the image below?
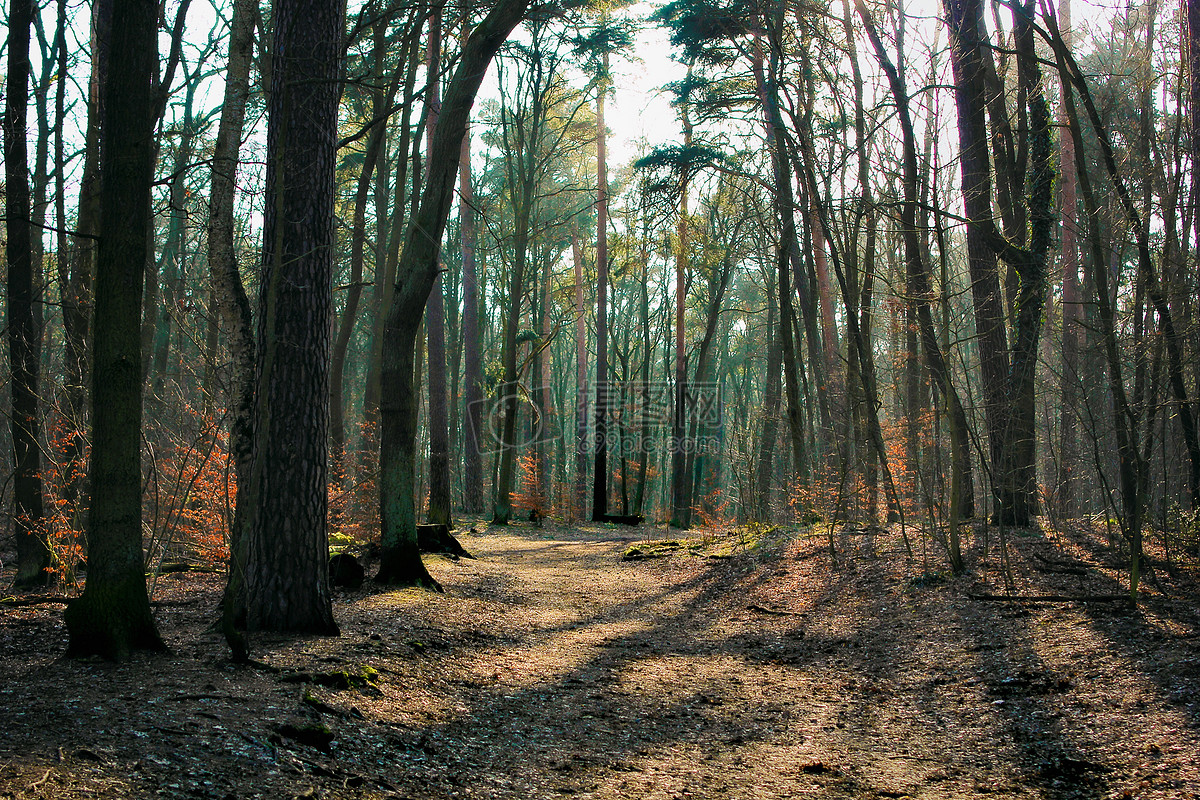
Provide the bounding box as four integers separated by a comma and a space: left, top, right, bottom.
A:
2, 522, 1199, 799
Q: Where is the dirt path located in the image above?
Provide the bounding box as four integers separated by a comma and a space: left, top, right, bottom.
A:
2, 523, 1199, 799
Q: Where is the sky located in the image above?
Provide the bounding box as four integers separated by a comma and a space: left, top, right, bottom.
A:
603, 20, 687, 164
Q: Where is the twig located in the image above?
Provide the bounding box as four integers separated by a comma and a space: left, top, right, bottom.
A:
28, 769, 53, 791
748, 603, 805, 617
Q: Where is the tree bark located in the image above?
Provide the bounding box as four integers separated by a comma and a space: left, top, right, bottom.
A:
592, 65, 611, 522
460, 129, 485, 514
6, 0, 52, 588
572, 233, 589, 521
423, 12, 453, 528
210, 0, 257, 646
377, 0, 532, 584
60, 0, 114, 547
241, 0, 343, 633
63, 0, 166, 659
1056, 0, 1079, 518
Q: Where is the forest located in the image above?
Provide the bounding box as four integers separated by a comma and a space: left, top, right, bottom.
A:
2, 0, 1200, 796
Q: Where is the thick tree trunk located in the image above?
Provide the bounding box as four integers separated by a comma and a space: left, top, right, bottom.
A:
6, 0, 52, 588
241, 0, 343, 634
460, 130, 485, 514
63, 0, 166, 659
377, 0, 531, 583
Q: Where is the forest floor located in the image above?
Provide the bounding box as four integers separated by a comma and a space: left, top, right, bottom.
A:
1, 517, 1199, 800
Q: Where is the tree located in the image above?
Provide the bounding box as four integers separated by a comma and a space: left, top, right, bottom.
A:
460, 126, 486, 514
6, 0, 52, 587
209, 0, 257, 646
239, 0, 344, 633
423, 11, 454, 528
63, 0, 166, 659
376, 0, 533, 583
859, 0, 970, 568
943, 0, 1053, 526
488, 22, 590, 524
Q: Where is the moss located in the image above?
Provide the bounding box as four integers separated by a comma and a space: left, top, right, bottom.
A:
275, 720, 334, 752
281, 663, 381, 695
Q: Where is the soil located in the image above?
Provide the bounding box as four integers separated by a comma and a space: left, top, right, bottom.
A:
2, 520, 1199, 799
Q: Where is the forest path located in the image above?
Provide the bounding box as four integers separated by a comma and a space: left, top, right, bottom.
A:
2, 522, 1198, 799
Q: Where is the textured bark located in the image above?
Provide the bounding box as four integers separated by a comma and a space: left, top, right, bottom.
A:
6, 0, 52, 588
63, 0, 165, 659
460, 130, 485, 514
945, 0, 1046, 525
377, 0, 532, 584
210, 0, 256, 643
241, 0, 343, 634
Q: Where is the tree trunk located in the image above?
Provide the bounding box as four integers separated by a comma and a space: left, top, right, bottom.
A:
669, 108, 691, 529
60, 0, 114, 548
63, 0, 166, 659
860, 0, 971, 568
423, 13, 453, 528
331, 19, 393, 493
210, 0, 256, 643
572, 233, 589, 521
460, 129, 485, 514
753, 277, 782, 521
6, 0, 52, 588
377, 0, 532, 583
1057, 0, 1079, 518
241, 0, 343, 634
592, 69, 611, 522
